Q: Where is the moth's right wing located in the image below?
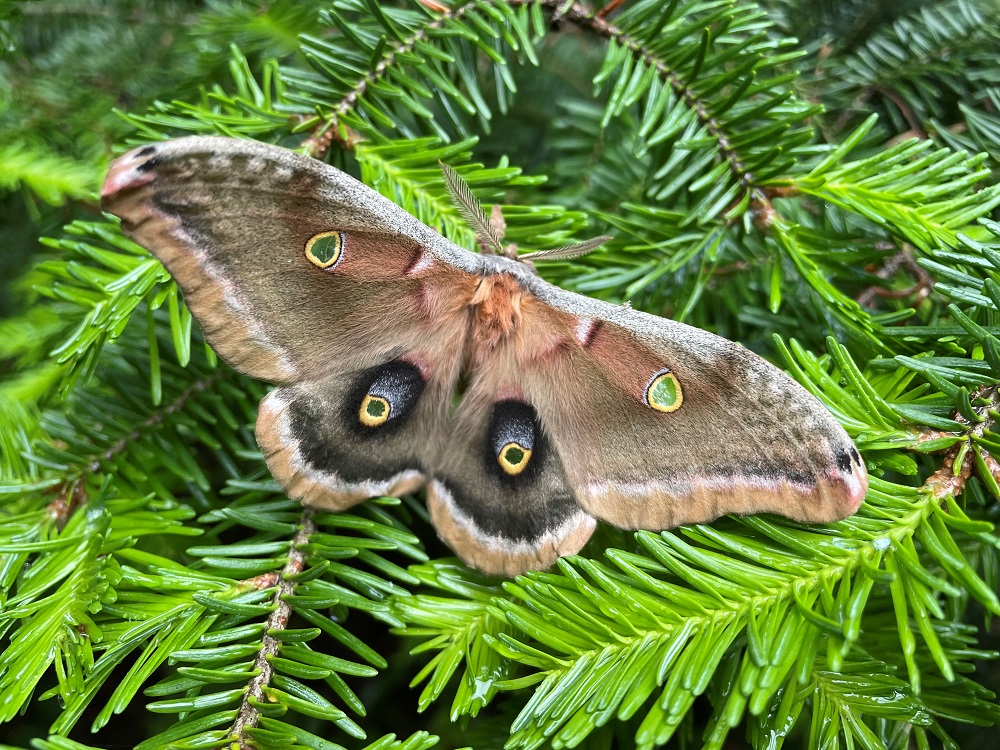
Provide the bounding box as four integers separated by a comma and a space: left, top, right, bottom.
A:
516, 283, 868, 531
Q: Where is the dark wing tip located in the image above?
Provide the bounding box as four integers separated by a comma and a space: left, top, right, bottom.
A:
827, 443, 868, 518
101, 145, 160, 206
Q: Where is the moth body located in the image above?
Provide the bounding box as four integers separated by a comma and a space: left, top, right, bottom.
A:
468, 272, 524, 351
102, 137, 867, 577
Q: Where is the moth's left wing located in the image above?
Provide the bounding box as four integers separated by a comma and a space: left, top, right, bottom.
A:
101, 137, 480, 510
516, 283, 868, 531
257, 350, 461, 510
101, 137, 482, 384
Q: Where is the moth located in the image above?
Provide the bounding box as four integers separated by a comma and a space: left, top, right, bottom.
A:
101, 137, 867, 577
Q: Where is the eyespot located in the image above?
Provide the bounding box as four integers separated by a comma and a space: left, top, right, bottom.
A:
305, 231, 344, 269
498, 442, 533, 476
645, 369, 682, 413
488, 401, 539, 479
352, 361, 425, 433
359, 395, 390, 427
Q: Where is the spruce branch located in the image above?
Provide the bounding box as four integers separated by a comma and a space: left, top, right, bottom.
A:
525, 0, 757, 189
231, 511, 316, 745
77, 370, 225, 476
7, 2, 1000, 747
785, 115, 1000, 254
299, 0, 809, 208
933, 89, 1000, 169
811, 0, 1000, 136
0, 142, 101, 207
392, 563, 511, 718
307, 0, 481, 155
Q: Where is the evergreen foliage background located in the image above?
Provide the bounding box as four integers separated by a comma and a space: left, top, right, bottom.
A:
3, 0, 1000, 748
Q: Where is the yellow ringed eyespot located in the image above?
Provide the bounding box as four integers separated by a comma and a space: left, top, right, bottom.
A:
498, 442, 532, 475
645, 370, 682, 413
305, 231, 344, 269
359, 395, 390, 426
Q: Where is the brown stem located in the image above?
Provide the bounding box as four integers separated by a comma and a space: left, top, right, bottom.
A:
45, 481, 87, 531
872, 85, 926, 139
538, 1, 754, 189
711, 261, 750, 276
856, 246, 934, 308
920, 385, 1000, 501
85, 371, 225, 473
979, 450, 1000, 490
47, 370, 226, 525
307, 0, 480, 157
893, 120, 967, 147
597, 0, 628, 19
923, 445, 973, 500
858, 246, 932, 304
764, 186, 800, 199
912, 429, 956, 449
750, 190, 779, 230
312, 0, 752, 191
231, 512, 316, 745
830, 89, 874, 138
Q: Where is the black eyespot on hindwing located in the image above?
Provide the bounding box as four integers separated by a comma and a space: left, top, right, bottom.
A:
348, 360, 425, 436
488, 401, 541, 479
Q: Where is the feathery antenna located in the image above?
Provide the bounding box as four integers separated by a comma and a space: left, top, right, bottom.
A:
519, 235, 613, 261
440, 161, 505, 255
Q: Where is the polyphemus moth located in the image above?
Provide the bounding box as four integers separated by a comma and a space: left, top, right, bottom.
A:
101, 137, 867, 577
